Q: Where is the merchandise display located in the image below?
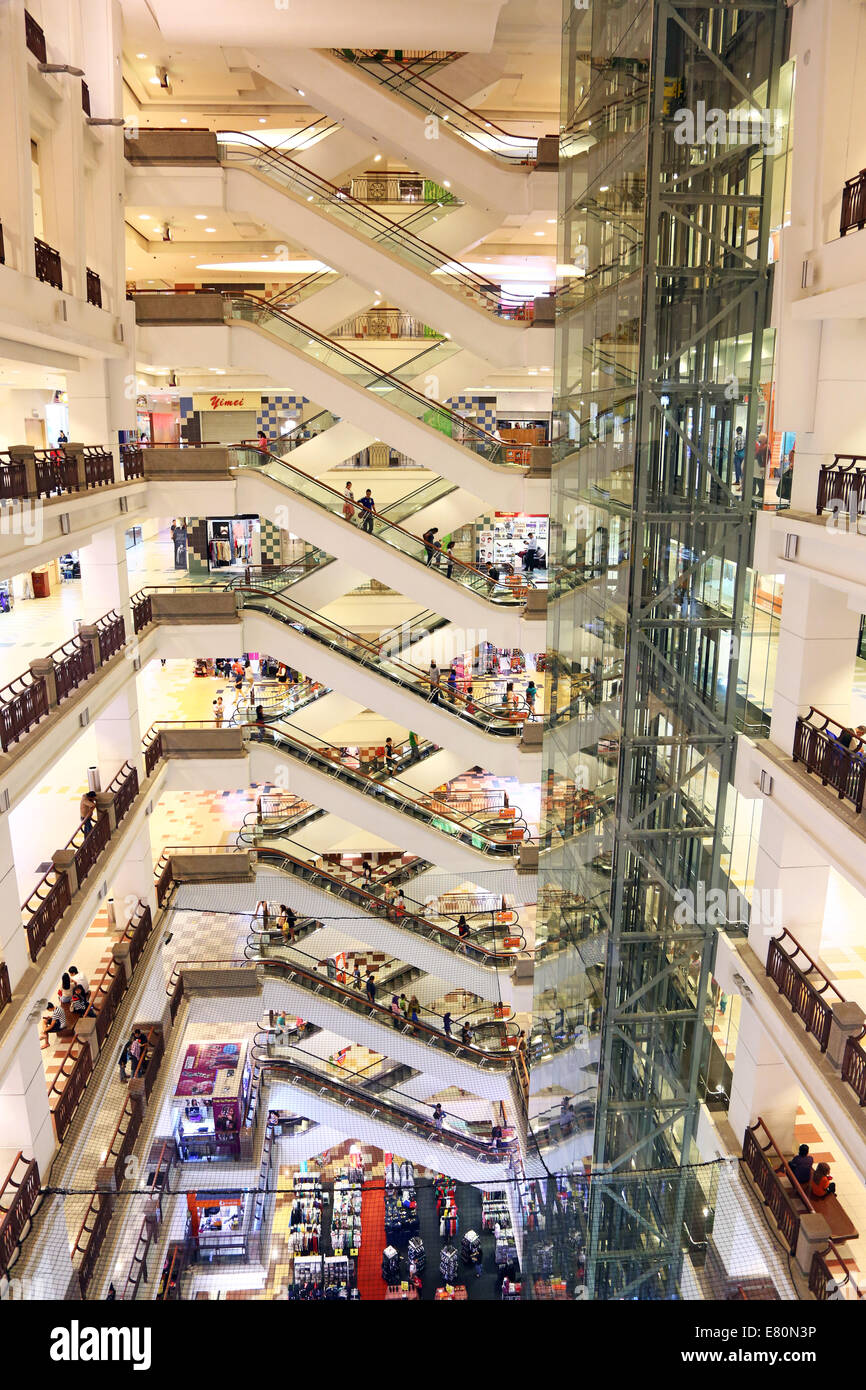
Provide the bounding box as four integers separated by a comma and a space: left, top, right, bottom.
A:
288, 1174, 322, 1256
382, 1245, 401, 1282
439, 1244, 459, 1283
435, 1176, 458, 1239
330, 1171, 363, 1254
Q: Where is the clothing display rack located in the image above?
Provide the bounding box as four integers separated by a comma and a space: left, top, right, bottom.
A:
482, 1188, 518, 1269
382, 1245, 401, 1282
330, 1171, 363, 1254
407, 1235, 425, 1274
439, 1245, 459, 1282
288, 1174, 322, 1256
289, 1253, 323, 1299
323, 1253, 357, 1300
385, 1159, 414, 1188
434, 1176, 458, 1240
501, 1276, 522, 1301
461, 1230, 482, 1267
385, 1185, 419, 1242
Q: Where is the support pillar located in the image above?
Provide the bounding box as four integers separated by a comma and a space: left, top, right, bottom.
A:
0, 814, 27, 988
747, 801, 831, 963
0, 1029, 56, 1175
727, 1007, 801, 1156
92, 684, 143, 783
80, 522, 130, 629
109, 821, 157, 923
769, 573, 863, 754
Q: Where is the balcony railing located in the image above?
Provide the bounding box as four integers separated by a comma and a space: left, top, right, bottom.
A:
121, 443, 145, 480
333, 308, 440, 339
0, 220, 5, 264
95, 609, 126, 661
809, 1239, 856, 1300
34, 237, 62, 290
85, 267, 101, 307
24, 10, 46, 62
0, 1153, 40, 1279
842, 1032, 866, 1105
841, 170, 866, 237
766, 928, 844, 1053
348, 173, 456, 204
49, 1042, 92, 1142
742, 1118, 813, 1254
132, 591, 153, 633
0, 672, 49, 752
816, 453, 866, 517
792, 707, 866, 814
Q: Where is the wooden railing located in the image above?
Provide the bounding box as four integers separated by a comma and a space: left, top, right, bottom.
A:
0, 450, 27, 499
766, 928, 844, 1053
52, 634, 96, 703
34, 447, 78, 497
0, 1153, 40, 1278
124, 902, 153, 971
73, 1190, 113, 1296
83, 444, 112, 485
121, 445, 146, 481
72, 812, 111, 887
841, 170, 866, 237
24, 871, 72, 961
107, 761, 138, 826
132, 591, 153, 633
24, 10, 46, 61
96, 609, 126, 661
49, 1043, 93, 1142
816, 454, 866, 515
792, 708, 866, 815
742, 1118, 813, 1254
0, 672, 48, 752
810, 1239, 853, 1300
842, 1032, 866, 1105
93, 961, 126, 1049
34, 237, 62, 290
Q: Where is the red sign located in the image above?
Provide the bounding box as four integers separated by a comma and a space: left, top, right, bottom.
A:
209, 395, 246, 410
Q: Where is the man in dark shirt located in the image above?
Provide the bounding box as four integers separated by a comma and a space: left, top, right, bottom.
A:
359, 488, 376, 533
789, 1144, 812, 1187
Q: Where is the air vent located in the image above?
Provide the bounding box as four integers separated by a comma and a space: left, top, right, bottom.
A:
784, 533, 799, 560
759, 770, 774, 796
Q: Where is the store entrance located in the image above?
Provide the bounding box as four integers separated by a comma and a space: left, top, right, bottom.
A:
206, 517, 258, 573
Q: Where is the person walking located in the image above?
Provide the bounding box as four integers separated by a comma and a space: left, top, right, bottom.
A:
422, 526, 438, 565
279, 905, 296, 944
359, 488, 376, 534
408, 730, 419, 763
428, 660, 441, 704
525, 679, 537, 716
754, 432, 770, 502
443, 1011, 453, 1038
79, 789, 98, 837
366, 972, 377, 1005
213, 696, 225, 727
457, 915, 470, 952
732, 426, 745, 487
432, 1102, 444, 1132
445, 540, 455, 579
342, 481, 357, 523
446, 666, 458, 702
390, 995, 402, 1029
118, 1035, 132, 1081
128, 1029, 145, 1076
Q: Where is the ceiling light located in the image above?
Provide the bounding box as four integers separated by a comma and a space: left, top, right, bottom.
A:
546, 218, 556, 224
534, 231, 544, 237
443, 180, 451, 188
194, 214, 206, 220
259, 117, 267, 124
205, 227, 216, 232
599, 185, 609, 192
180, 118, 188, 125
148, 75, 160, 85
136, 52, 148, 59
138, 214, 151, 220
297, 89, 305, 97
373, 154, 382, 162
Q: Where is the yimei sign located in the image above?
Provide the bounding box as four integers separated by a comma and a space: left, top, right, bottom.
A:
209, 396, 246, 410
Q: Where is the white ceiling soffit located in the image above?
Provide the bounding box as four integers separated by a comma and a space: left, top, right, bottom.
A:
143, 0, 506, 49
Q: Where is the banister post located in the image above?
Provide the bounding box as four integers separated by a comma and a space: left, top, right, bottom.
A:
826, 1001, 866, 1070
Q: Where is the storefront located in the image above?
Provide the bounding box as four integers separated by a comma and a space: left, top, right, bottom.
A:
206, 517, 258, 571
173, 1040, 251, 1162
477, 513, 549, 572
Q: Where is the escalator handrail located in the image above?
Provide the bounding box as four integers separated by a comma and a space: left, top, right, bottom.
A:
230, 444, 527, 601
242, 723, 532, 852
218, 130, 531, 309
330, 51, 539, 157
247, 844, 526, 959
222, 293, 522, 465
251, 950, 516, 1065
256, 1052, 511, 1158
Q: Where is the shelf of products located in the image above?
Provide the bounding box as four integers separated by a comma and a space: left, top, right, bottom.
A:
330, 1171, 363, 1255
434, 1176, 458, 1241
288, 1174, 322, 1257
482, 1188, 519, 1270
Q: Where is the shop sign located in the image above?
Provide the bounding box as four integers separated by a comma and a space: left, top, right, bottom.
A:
193, 391, 262, 411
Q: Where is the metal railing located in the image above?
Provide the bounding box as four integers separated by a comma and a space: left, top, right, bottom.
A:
816, 454, 866, 516
742, 1118, 813, 1254
24, 10, 46, 61
0, 1153, 40, 1279
348, 173, 457, 204
0, 672, 49, 752
765, 928, 844, 1053
792, 707, 866, 814
841, 170, 866, 237
842, 1032, 866, 1105
333, 308, 439, 339
34, 236, 62, 290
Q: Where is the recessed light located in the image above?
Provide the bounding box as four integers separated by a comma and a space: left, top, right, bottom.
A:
546, 218, 556, 224
194, 214, 207, 220
259, 117, 267, 124
136, 53, 148, 59
534, 231, 544, 237
373, 154, 382, 162
205, 227, 216, 232
599, 185, 609, 192
138, 214, 151, 220
297, 89, 305, 96
443, 180, 451, 188
148, 76, 160, 85
180, 118, 188, 124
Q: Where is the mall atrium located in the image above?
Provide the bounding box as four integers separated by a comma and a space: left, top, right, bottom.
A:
0, 0, 863, 1319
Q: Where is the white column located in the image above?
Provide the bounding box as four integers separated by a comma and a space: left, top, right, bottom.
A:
109, 822, 157, 924
0, 814, 27, 989
80, 521, 129, 624
747, 801, 830, 963
93, 683, 142, 782
67, 357, 113, 445
727, 1007, 801, 1156
0, 1, 36, 276
0, 1029, 56, 1175
769, 573, 862, 753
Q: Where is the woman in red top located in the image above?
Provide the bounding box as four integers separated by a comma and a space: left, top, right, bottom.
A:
810, 1162, 834, 1199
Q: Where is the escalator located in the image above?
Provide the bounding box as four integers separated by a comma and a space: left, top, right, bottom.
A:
249, 49, 556, 216
133, 293, 531, 505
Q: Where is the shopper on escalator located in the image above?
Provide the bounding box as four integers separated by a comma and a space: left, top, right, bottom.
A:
445, 541, 456, 579
342, 481, 357, 523
428, 660, 441, 704
443, 1011, 453, 1038
359, 488, 377, 534
366, 972, 377, 1005
432, 1103, 444, 1132
456, 916, 471, 952
422, 526, 438, 565
257, 430, 269, 454
390, 996, 402, 1029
